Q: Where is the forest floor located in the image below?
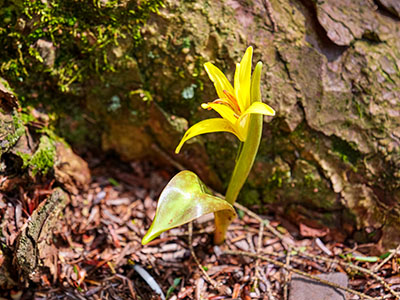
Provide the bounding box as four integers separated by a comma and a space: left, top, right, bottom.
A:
1, 156, 400, 300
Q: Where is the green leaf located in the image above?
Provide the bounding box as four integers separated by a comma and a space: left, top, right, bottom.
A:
353, 256, 379, 262
166, 277, 181, 299
142, 171, 236, 245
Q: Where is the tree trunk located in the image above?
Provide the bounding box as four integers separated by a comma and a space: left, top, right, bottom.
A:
120, 0, 400, 248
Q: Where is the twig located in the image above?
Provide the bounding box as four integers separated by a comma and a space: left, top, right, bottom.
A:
264, 248, 399, 299
223, 250, 376, 300
114, 274, 137, 300
188, 222, 223, 293
253, 221, 264, 291
373, 244, 400, 272
265, 277, 276, 300
233, 202, 290, 244
257, 221, 264, 253
283, 250, 291, 300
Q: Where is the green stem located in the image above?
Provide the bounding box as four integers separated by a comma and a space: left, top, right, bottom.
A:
225, 113, 262, 205
214, 62, 264, 244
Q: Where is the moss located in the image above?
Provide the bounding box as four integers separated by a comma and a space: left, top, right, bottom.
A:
0, 0, 163, 153
8, 112, 25, 143
0, 109, 25, 157
1, 0, 163, 95
17, 135, 56, 176
240, 188, 260, 206
332, 136, 362, 165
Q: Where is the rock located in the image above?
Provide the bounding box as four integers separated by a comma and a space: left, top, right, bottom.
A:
54, 142, 91, 195
313, 0, 382, 46
377, 0, 400, 18
289, 273, 348, 300
1, 77, 90, 194
34, 39, 56, 68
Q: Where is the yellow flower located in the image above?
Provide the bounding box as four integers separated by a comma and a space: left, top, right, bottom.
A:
175, 46, 275, 154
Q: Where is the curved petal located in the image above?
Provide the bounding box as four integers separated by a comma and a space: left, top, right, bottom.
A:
238, 102, 276, 123
202, 102, 238, 125
234, 62, 242, 112
250, 61, 262, 104
175, 118, 242, 154
238, 46, 253, 110
204, 62, 234, 100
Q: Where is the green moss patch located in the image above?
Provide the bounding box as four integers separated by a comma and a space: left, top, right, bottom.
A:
0, 0, 163, 115
17, 135, 56, 176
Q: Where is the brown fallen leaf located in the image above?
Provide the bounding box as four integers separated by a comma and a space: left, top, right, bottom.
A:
299, 223, 329, 238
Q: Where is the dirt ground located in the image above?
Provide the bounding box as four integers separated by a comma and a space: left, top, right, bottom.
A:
1, 156, 399, 300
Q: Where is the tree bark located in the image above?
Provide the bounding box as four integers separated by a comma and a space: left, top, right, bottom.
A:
123, 0, 400, 248
0, 82, 90, 287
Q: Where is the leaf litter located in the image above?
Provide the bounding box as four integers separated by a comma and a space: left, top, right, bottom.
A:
0, 157, 399, 300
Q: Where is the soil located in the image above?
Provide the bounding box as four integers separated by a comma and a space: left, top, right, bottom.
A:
0, 155, 399, 300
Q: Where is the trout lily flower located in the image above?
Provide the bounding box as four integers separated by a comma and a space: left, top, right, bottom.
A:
175, 46, 275, 154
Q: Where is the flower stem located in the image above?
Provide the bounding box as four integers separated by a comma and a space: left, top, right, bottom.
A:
214, 62, 264, 244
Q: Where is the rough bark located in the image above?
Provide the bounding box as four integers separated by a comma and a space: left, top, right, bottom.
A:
0, 81, 90, 287
104, 0, 399, 248
14, 188, 69, 282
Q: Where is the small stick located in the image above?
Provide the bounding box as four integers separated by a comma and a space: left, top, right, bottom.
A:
257, 221, 264, 253
233, 202, 290, 243
373, 244, 400, 272
265, 277, 276, 300
253, 221, 264, 291
283, 250, 291, 300
188, 222, 222, 292
114, 274, 137, 300
223, 250, 377, 300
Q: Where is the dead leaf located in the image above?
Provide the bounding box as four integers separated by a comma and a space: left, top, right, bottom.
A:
299, 223, 329, 238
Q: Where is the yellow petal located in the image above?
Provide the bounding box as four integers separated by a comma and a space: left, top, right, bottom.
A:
237, 114, 250, 141
250, 62, 262, 104
175, 118, 243, 154
238, 102, 275, 124
203, 102, 238, 125
234, 62, 242, 111
204, 62, 234, 100
236, 46, 253, 111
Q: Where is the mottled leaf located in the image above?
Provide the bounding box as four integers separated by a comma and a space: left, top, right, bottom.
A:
142, 171, 236, 245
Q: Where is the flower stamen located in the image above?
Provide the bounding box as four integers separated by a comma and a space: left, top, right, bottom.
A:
223, 90, 241, 114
